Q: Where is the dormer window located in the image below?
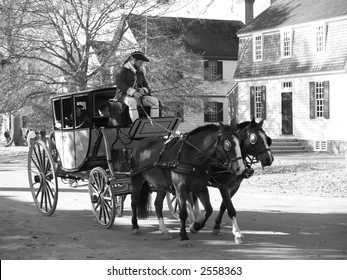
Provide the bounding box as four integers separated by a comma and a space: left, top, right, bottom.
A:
253, 34, 263, 61
281, 30, 292, 58
315, 24, 326, 53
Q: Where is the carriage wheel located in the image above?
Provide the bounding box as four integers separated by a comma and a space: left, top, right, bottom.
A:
166, 192, 195, 223
166, 192, 180, 220
28, 140, 58, 216
88, 167, 116, 229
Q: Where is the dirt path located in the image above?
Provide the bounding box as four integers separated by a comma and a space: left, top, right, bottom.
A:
1, 167, 347, 260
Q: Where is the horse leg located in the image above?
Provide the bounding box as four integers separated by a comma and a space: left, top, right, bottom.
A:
219, 186, 246, 244
190, 187, 213, 234
154, 189, 172, 240
176, 184, 189, 241
130, 175, 143, 235
213, 201, 227, 236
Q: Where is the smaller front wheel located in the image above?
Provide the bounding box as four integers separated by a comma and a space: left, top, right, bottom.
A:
88, 167, 116, 228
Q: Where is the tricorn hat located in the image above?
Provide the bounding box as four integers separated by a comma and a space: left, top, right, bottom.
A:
131, 51, 150, 62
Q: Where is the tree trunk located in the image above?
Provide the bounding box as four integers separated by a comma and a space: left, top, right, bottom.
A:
11, 115, 22, 146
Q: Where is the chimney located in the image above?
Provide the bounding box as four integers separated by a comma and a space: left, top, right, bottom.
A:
245, 0, 255, 25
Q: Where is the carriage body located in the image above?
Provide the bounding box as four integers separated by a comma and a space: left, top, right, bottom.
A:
28, 87, 181, 227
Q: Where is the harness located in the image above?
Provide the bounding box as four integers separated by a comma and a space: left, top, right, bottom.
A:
130, 129, 242, 178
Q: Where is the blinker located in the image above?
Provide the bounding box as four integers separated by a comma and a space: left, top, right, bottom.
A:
249, 133, 257, 145
223, 140, 232, 151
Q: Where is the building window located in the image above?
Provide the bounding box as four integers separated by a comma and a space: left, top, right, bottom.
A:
250, 86, 267, 120
282, 82, 293, 88
315, 82, 324, 118
315, 24, 326, 53
203, 60, 223, 81
281, 30, 292, 58
255, 86, 262, 119
309, 81, 329, 119
253, 34, 263, 61
204, 102, 223, 122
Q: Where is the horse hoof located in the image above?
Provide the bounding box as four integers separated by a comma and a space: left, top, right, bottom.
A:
132, 229, 142, 235
235, 236, 246, 244
212, 229, 222, 236
162, 232, 173, 240
190, 223, 199, 234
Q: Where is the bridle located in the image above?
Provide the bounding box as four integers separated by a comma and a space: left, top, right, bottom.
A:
183, 129, 243, 171
242, 128, 271, 166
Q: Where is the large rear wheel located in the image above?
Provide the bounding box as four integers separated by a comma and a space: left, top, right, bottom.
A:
88, 167, 116, 228
28, 140, 58, 216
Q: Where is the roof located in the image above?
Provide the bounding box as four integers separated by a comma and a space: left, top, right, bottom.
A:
127, 15, 244, 60
239, 0, 347, 34
51, 87, 116, 100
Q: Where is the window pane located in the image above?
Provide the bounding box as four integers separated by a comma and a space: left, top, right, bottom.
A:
62, 98, 73, 128
254, 36, 262, 60
316, 25, 325, 52
282, 31, 291, 57
255, 86, 262, 119
315, 82, 324, 117
75, 96, 88, 128
53, 100, 62, 129
205, 102, 218, 122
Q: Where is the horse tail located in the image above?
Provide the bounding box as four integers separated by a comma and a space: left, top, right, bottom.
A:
137, 181, 152, 219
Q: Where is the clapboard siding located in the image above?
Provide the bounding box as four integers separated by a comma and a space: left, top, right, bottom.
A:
238, 73, 347, 141
235, 18, 347, 79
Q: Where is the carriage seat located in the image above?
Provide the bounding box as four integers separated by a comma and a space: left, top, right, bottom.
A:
107, 101, 151, 127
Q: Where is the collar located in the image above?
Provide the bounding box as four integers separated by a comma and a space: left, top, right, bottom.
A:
124, 61, 137, 73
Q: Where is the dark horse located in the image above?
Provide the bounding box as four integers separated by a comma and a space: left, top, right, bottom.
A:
207, 118, 274, 244
130, 121, 245, 241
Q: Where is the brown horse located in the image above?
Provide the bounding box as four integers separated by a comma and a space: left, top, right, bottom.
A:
208, 118, 274, 243
130, 121, 245, 241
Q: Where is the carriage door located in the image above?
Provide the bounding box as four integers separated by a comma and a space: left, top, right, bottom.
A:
61, 97, 76, 169
281, 92, 293, 135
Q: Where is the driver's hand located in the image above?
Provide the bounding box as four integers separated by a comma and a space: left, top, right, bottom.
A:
138, 88, 147, 95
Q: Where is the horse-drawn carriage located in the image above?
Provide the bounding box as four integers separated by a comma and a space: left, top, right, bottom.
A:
27, 87, 181, 228
28, 86, 274, 242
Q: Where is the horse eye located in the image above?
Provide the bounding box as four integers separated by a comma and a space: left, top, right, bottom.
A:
249, 133, 257, 144
223, 140, 232, 151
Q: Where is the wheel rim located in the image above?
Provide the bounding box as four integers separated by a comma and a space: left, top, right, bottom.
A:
28, 141, 58, 216
88, 168, 116, 228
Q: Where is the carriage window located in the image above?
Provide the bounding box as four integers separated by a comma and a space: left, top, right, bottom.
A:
62, 98, 73, 129
75, 96, 88, 128
53, 99, 62, 129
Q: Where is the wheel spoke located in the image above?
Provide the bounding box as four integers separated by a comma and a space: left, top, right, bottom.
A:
41, 148, 46, 174
94, 200, 101, 211
104, 204, 110, 223
40, 183, 45, 209
104, 199, 112, 211
44, 184, 48, 212
29, 168, 39, 175
45, 180, 55, 200
98, 204, 103, 221
30, 155, 41, 171
35, 184, 43, 199
33, 146, 43, 170
46, 186, 53, 209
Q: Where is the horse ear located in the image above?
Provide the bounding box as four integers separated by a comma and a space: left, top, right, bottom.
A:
230, 119, 237, 130
250, 117, 256, 127
258, 119, 264, 127
219, 121, 224, 129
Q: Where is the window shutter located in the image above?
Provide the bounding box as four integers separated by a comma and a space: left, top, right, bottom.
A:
309, 82, 316, 119
203, 60, 208, 70
323, 81, 330, 119
217, 102, 224, 122
217, 61, 223, 80
261, 85, 266, 120
204, 102, 209, 122
250, 86, 255, 119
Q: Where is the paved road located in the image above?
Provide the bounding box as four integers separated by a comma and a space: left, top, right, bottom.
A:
1, 166, 347, 260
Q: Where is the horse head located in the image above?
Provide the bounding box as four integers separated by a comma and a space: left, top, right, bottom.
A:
240, 118, 274, 167
216, 120, 245, 176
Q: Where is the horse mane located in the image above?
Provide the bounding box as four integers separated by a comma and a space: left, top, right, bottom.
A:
187, 124, 219, 137
237, 121, 250, 129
